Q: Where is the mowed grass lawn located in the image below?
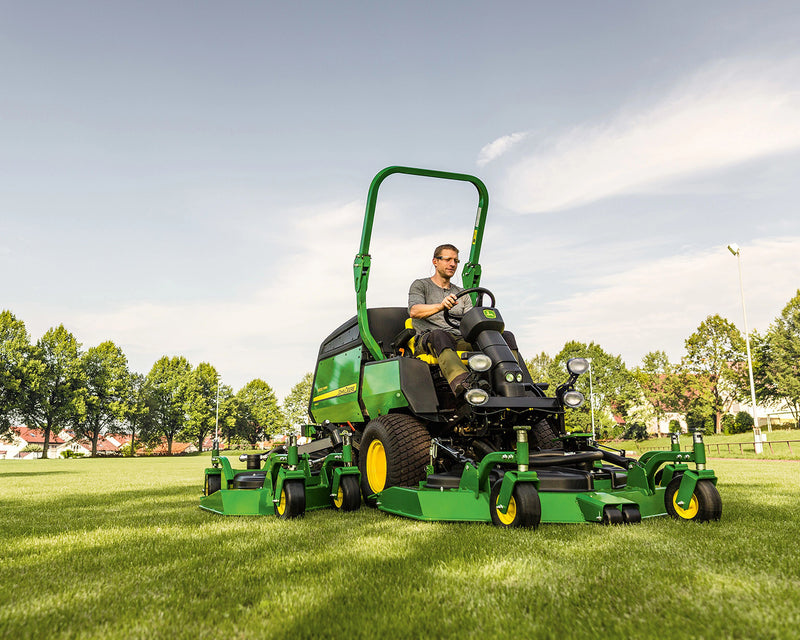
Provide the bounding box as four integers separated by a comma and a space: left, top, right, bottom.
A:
1, 455, 798, 640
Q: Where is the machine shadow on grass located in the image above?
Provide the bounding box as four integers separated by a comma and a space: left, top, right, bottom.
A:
1, 484, 197, 538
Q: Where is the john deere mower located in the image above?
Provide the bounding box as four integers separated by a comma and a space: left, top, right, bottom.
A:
307, 165, 722, 528
200, 424, 361, 517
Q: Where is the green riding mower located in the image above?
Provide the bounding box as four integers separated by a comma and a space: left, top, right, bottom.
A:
307, 166, 722, 528
200, 424, 361, 517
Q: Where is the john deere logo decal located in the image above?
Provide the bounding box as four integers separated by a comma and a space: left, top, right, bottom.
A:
483, 309, 497, 319
312, 383, 357, 403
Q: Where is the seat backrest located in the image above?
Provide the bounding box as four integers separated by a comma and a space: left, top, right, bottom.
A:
366, 307, 410, 357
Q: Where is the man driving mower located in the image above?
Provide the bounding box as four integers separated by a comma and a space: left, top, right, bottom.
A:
408, 243, 523, 401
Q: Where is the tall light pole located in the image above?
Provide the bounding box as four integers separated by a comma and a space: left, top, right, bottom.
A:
727, 243, 762, 449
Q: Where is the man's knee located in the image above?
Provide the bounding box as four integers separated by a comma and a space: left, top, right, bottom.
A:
422, 329, 457, 356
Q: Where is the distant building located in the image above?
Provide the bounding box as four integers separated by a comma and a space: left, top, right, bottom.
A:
0, 427, 65, 459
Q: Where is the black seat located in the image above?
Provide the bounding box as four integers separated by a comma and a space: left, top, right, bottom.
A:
366, 307, 411, 356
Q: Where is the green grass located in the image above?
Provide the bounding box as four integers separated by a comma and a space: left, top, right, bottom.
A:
633, 429, 800, 460
1, 456, 798, 640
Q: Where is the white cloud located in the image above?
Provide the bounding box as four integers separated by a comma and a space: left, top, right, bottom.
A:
64, 200, 366, 399
476, 131, 529, 167
516, 236, 800, 366
497, 58, 800, 212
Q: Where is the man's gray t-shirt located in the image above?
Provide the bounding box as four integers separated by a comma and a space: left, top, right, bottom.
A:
408, 278, 473, 337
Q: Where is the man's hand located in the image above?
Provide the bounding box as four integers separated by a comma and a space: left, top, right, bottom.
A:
442, 293, 458, 310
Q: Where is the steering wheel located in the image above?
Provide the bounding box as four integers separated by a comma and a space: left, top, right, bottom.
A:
443, 287, 496, 329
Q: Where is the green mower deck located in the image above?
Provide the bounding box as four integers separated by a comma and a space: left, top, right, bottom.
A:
200, 431, 361, 518
372, 430, 720, 527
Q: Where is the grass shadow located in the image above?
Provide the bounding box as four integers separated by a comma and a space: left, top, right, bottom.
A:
0, 469, 77, 478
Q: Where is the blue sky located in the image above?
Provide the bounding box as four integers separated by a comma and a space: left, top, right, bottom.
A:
3, 1, 800, 400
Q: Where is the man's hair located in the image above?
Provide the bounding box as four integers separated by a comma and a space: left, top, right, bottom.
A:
433, 243, 459, 259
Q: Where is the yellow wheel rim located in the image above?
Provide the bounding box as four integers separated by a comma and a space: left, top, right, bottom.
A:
673, 492, 699, 519
334, 485, 344, 509
497, 495, 518, 526
277, 487, 287, 516
366, 439, 387, 493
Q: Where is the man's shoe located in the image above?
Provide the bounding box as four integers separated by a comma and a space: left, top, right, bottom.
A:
450, 372, 470, 398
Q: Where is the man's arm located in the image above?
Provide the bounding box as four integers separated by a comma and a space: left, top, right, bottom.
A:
409, 279, 458, 319
409, 295, 458, 319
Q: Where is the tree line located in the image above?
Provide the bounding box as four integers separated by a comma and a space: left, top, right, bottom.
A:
2, 290, 798, 454
0, 310, 313, 457
527, 290, 800, 439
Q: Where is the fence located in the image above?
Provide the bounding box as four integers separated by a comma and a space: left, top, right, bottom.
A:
639, 440, 799, 455
704, 439, 797, 456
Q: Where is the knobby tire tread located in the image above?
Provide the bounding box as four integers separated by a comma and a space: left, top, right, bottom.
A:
530, 418, 563, 451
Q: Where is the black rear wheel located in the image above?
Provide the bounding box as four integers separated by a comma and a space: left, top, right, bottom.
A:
602, 506, 623, 525
359, 414, 430, 505
621, 505, 642, 524
530, 418, 563, 450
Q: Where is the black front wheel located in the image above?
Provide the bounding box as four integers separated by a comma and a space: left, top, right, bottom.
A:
332, 474, 361, 512
276, 480, 306, 519
489, 480, 541, 528
204, 473, 222, 496
665, 477, 722, 522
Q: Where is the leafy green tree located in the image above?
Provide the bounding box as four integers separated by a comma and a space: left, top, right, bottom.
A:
235, 379, 282, 447
18, 325, 83, 458
554, 341, 641, 435
0, 311, 31, 437
214, 384, 237, 448
760, 290, 800, 426
282, 372, 313, 428
632, 351, 693, 432
146, 356, 192, 455
682, 315, 746, 433
120, 372, 157, 455
73, 341, 131, 456
525, 352, 562, 390
182, 362, 220, 453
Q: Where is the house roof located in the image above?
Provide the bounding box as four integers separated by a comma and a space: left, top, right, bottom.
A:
138, 439, 197, 455
67, 435, 124, 452
14, 427, 65, 445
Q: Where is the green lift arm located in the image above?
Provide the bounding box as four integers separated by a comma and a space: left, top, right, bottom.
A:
353, 166, 490, 362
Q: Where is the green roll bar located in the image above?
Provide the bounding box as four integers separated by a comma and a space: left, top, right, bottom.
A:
353, 166, 490, 361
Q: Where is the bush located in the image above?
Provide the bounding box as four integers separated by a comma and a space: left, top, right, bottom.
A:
622, 422, 648, 441
60, 449, 85, 459
730, 411, 754, 434
722, 413, 735, 435
21, 444, 43, 453
668, 419, 681, 432
686, 402, 715, 435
